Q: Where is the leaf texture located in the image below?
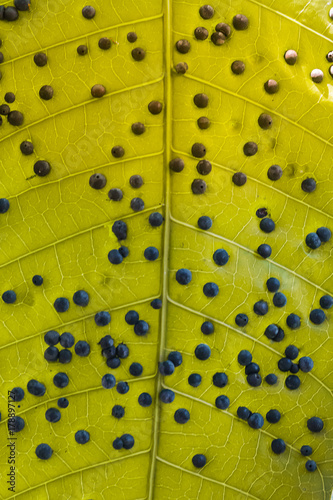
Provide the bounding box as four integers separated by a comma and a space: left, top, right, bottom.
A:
0, 0, 332, 499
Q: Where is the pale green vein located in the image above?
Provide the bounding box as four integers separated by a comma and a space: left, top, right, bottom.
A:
9, 450, 150, 499
172, 147, 333, 222
6, 150, 164, 202
0, 294, 160, 352
0, 12, 164, 67
167, 296, 333, 396
0, 76, 164, 144
247, 0, 333, 44
148, 0, 172, 498
170, 214, 332, 296
184, 74, 333, 148
0, 203, 163, 271
156, 455, 261, 500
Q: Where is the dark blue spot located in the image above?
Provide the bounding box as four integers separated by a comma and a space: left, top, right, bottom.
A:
248, 413, 264, 429
44, 346, 59, 362
32, 275, 43, 286
273, 292, 287, 307
73, 290, 89, 307
235, 314, 248, 327
286, 313, 301, 329
285, 345, 299, 360
134, 320, 149, 336
253, 300, 268, 316
299, 356, 314, 373
168, 351, 182, 367
35, 443, 53, 459
266, 409, 281, 423
159, 389, 175, 403
201, 321, 214, 335
149, 212, 164, 227
45, 408, 61, 423
60, 332, 75, 348
0, 198, 10, 213
54, 297, 69, 313
266, 277, 280, 292
176, 268, 192, 285
174, 408, 190, 424
57, 397, 69, 408
2, 290, 16, 304
212, 372, 228, 388
138, 393, 152, 407
121, 433, 135, 449
271, 438, 286, 454
192, 454, 206, 468
257, 244, 272, 258
195, 343, 211, 360
188, 373, 202, 387
213, 249, 229, 266
309, 309, 325, 325
197, 216, 212, 230
144, 246, 159, 261
237, 350, 252, 366
215, 395, 230, 410
53, 372, 69, 389
102, 374, 116, 389
129, 362, 143, 376
305, 233, 321, 249
75, 341, 90, 357
27, 379, 46, 397
95, 311, 111, 326
316, 227, 331, 243
259, 218, 275, 233
112, 405, 125, 418
203, 282, 219, 297
125, 310, 139, 325
108, 249, 123, 264
117, 381, 129, 394
75, 430, 90, 444
44, 330, 60, 346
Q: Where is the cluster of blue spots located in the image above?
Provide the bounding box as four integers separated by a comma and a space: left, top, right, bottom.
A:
53, 288, 90, 313
159, 351, 182, 376
237, 349, 285, 389
43, 329, 90, 365
305, 227, 331, 249
264, 324, 285, 342
98, 334, 129, 370
112, 434, 134, 450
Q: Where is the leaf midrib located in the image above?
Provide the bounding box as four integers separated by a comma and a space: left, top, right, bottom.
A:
148, 0, 171, 497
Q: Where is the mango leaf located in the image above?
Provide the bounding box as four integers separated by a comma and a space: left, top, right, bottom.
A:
0, 0, 332, 499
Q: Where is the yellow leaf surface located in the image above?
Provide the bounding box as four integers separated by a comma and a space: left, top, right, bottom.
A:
0, 0, 332, 499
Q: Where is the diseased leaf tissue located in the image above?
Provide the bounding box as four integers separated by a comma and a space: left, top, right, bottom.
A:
0, 0, 332, 499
